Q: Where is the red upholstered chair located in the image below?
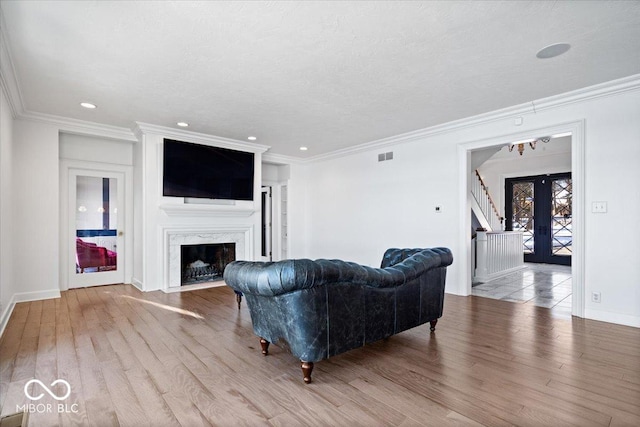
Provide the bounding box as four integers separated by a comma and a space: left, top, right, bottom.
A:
76, 238, 117, 272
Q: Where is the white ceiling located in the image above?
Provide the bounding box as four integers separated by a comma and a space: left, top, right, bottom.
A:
2, 1, 639, 158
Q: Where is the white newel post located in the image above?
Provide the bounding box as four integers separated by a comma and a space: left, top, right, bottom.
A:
475, 230, 489, 281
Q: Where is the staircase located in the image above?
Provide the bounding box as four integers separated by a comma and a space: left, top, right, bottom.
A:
471, 170, 525, 283
471, 170, 502, 231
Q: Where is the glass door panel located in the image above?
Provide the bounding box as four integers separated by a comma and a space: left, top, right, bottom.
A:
76, 176, 118, 273
511, 181, 535, 254
551, 178, 572, 256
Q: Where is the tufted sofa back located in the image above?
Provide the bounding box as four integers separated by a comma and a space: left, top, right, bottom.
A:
224, 247, 453, 363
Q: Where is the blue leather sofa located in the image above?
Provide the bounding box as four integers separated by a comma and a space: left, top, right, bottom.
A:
223, 247, 453, 383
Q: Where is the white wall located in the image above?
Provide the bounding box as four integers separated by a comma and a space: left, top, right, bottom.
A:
297, 85, 640, 327
59, 132, 133, 165
0, 87, 14, 331
303, 139, 458, 265
262, 163, 280, 183
12, 119, 61, 300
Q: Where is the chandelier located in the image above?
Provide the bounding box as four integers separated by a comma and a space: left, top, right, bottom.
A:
508, 136, 550, 156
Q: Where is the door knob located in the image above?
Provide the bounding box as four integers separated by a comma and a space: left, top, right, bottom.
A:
118, 231, 124, 236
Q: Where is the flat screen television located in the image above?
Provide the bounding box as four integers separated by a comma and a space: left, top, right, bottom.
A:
163, 139, 255, 201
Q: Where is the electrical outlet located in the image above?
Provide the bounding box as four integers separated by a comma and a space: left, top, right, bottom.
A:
591, 292, 601, 303
592, 201, 607, 213
435, 206, 442, 213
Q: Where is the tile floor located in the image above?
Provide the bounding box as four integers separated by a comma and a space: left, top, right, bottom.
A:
472, 263, 572, 316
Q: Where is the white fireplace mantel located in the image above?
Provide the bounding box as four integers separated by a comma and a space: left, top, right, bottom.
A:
159, 203, 257, 217
162, 226, 253, 292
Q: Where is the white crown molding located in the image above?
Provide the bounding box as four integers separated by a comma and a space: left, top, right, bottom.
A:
532, 73, 640, 112
305, 73, 640, 164
20, 110, 137, 142
262, 152, 304, 165
0, 9, 25, 118
133, 122, 271, 154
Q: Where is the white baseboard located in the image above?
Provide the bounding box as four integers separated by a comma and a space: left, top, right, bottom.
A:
131, 278, 144, 291
0, 288, 61, 338
14, 289, 61, 303
0, 294, 17, 338
473, 264, 528, 284
585, 308, 640, 329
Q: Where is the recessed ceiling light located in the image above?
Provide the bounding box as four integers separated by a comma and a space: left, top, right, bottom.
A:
80, 102, 96, 109
299, 146, 308, 151
247, 136, 257, 141
536, 43, 571, 59
177, 122, 189, 127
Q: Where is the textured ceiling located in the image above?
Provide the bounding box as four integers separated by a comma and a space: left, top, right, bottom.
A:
1, 1, 639, 157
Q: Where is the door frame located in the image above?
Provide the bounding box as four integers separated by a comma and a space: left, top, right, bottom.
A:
261, 179, 289, 261
60, 159, 133, 290
260, 186, 273, 261
458, 120, 585, 318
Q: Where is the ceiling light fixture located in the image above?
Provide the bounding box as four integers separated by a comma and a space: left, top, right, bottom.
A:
536, 43, 571, 59
80, 102, 96, 109
299, 146, 308, 151
247, 136, 257, 141
177, 122, 189, 127
508, 137, 550, 156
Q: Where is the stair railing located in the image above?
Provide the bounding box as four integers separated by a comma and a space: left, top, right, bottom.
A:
472, 170, 503, 231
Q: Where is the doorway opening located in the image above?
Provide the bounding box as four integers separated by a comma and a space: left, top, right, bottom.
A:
261, 186, 272, 261
461, 121, 584, 318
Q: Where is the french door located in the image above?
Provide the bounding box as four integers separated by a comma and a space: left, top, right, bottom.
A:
505, 173, 572, 265
68, 169, 125, 287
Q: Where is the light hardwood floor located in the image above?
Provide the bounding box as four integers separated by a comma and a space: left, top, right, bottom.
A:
1, 284, 638, 426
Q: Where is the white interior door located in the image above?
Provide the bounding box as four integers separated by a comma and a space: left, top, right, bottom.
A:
69, 169, 125, 288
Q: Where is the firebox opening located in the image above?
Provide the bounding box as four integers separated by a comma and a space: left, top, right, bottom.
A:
181, 243, 236, 286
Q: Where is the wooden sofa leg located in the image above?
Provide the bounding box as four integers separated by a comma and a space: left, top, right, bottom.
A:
301, 361, 314, 384
236, 293, 242, 309
260, 338, 270, 356
430, 319, 438, 332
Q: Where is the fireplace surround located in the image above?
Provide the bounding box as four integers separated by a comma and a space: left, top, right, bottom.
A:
163, 226, 251, 292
